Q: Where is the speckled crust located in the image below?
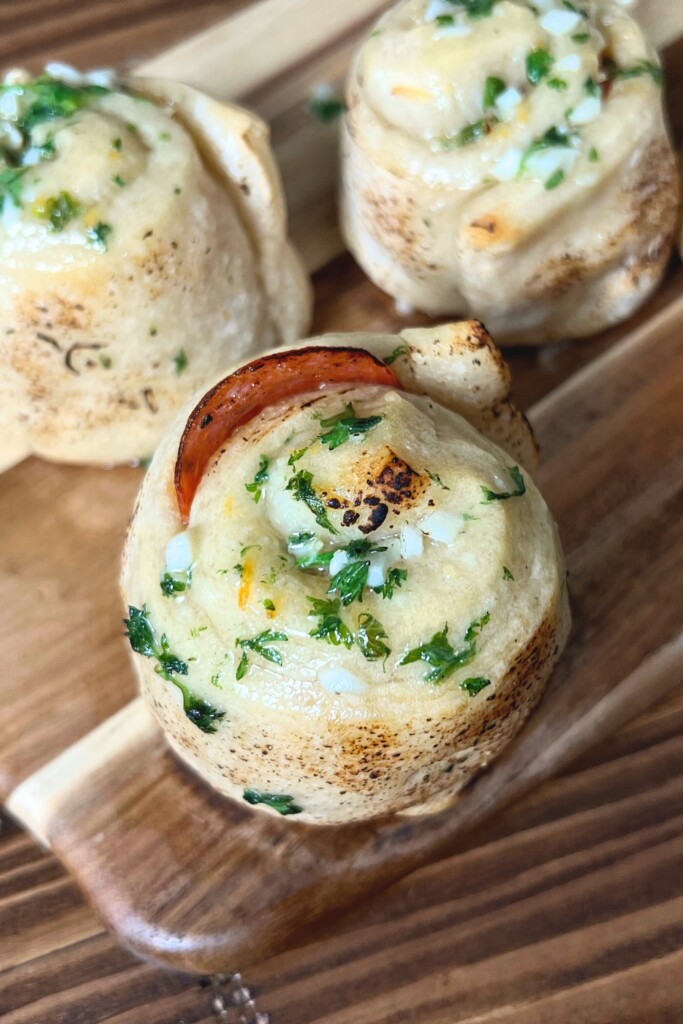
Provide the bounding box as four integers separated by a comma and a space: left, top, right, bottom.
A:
340, 0, 679, 346
122, 324, 569, 824
0, 75, 311, 471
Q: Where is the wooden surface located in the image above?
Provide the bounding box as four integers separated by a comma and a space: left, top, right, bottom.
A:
2, 0, 683, 1020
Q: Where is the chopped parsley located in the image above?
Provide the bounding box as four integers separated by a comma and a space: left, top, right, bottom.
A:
526, 48, 554, 85
289, 531, 314, 546
245, 455, 270, 503
287, 446, 309, 466
235, 629, 288, 679
588, 146, 600, 163
607, 60, 663, 87
173, 349, 188, 375
8, 79, 109, 136
318, 404, 383, 451
243, 789, 302, 815
355, 612, 390, 662
502, 565, 514, 581
0, 167, 27, 211
460, 676, 491, 696
483, 76, 506, 109
445, 0, 499, 17
545, 169, 565, 190
440, 116, 498, 149
372, 567, 407, 600
86, 221, 112, 251
34, 190, 82, 230
398, 613, 490, 685
571, 31, 590, 43
547, 78, 568, 91
584, 77, 600, 98
286, 469, 337, 534
296, 549, 334, 570
124, 605, 224, 733
328, 559, 370, 606
112, 137, 122, 151
481, 466, 526, 502
309, 95, 345, 123
384, 343, 409, 365
160, 568, 192, 596
427, 470, 450, 490
112, 174, 126, 187
308, 596, 354, 648
263, 598, 276, 612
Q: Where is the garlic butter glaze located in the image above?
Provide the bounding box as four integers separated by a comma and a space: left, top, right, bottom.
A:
122, 323, 570, 824
341, 0, 678, 344
0, 67, 311, 470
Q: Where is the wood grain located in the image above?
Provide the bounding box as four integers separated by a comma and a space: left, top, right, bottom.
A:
2, 0, 683, 1019
5, 284, 683, 975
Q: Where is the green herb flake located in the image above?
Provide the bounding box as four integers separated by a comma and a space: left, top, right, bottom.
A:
588, 146, 600, 162
307, 596, 354, 648
545, 168, 565, 190
502, 565, 514, 581
436, 14, 454, 26
124, 605, 224, 733
384, 343, 409, 365
446, 0, 499, 18
608, 60, 663, 87
35, 190, 82, 230
263, 598, 276, 612
289, 532, 315, 546
584, 77, 600, 98
526, 48, 554, 85
309, 95, 345, 123
112, 137, 122, 151
318, 403, 383, 451
460, 676, 491, 696
547, 77, 568, 91
0, 167, 27, 211
328, 559, 370, 607
245, 455, 271, 504
160, 568, 192, 596
149, 325, 157, 336
235, 629, 288, 678
440, 116, 497, 149
287, 446, 309, 466
398, 613, 490, 685
481, 465, 526, 502
571, 31, 590, 43
86, 221, 112, 251
372, 566, 407, 600
112, 173, 126, 187
98, 353, 112, 369
173, 349, 188, 375
427, 470, 450, 490
296, 549, 334, 570
159, 131, 172, 141
483, 76, 506, 109
286, 469, 337, 534
243, 789, 302, 815
355, 612, 390, 662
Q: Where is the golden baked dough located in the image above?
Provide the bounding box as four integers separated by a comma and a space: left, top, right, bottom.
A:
122, 322, 570, 824
0, 68, 311, 470
341, 0, 679, 345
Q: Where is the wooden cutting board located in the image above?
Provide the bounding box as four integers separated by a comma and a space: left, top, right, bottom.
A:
2, 0, 683, 978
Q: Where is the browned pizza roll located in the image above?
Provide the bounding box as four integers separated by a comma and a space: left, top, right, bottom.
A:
341, 0, 679, 344
0, 66, 311, 470
122, 322, 570, 823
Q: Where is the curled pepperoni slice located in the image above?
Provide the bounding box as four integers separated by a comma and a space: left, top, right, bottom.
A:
174, 346, 402, 522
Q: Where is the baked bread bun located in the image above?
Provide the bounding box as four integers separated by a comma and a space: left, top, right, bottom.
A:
0, 66, 311, 470
341, 0, 679, 345
122, 322, 569, 824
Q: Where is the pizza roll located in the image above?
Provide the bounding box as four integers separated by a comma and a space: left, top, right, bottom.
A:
0, 66, 311, 469
122, 322, 570, 823
341, 0, 678, 344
